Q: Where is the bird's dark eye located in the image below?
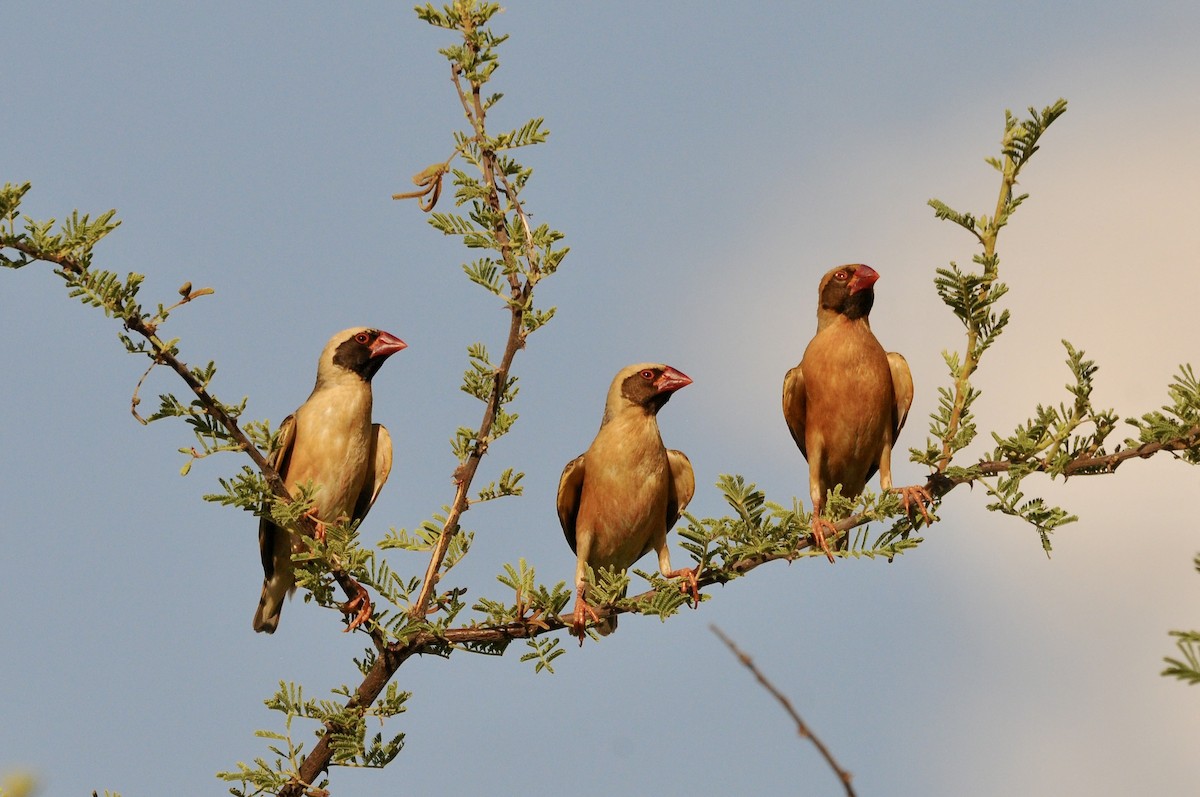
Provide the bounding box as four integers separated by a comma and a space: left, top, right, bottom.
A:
640, 369, 656, 380
835, 270, 849, 281
354, 332, 371, 345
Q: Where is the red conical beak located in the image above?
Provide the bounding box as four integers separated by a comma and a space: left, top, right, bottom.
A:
369, 330, 408, 359
654, 366, 693, 394
848, 264, 880, 294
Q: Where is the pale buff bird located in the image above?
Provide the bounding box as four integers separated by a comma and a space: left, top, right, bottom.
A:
557, 363, 697, 638
254, 327, 406, 633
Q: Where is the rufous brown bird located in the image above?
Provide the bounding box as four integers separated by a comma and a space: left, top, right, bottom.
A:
557, 363, 697, 639
254, 327, 406, 634
782, 264, 931, 561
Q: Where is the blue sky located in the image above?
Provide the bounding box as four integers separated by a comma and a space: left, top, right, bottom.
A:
4, 3, 1199, 795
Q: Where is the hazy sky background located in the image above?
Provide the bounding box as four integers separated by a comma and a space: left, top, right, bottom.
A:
4, 3, 1199, 795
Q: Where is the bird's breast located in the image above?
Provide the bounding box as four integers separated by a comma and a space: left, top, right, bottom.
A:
801, 320, 894, 489
287, 384, 374, 523
577, 416, 670, 570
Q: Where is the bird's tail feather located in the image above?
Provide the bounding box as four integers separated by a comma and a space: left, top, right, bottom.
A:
253, 590, 281, 634
253, 578, 294, 634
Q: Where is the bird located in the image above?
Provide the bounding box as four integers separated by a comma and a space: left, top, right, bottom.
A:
782, 264, 931, 561
556, 363, 698, 639
253, 327, 406, 634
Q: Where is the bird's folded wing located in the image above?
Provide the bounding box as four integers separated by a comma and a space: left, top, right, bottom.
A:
556, 454, 586, 553
352, 423, 393, 522
259, 413, 298, 578
782, 364, 808, 456
887, 352, 914, 437
666, 449, 695, 525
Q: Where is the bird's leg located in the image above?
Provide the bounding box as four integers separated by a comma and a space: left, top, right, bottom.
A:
892, 484, 935, 524
879, 449, 935, 525
571, 584, 602, 644
340, 578, 373, 632
301, 507, 329, 543
809, 516, 838, 563
661, 566, 700, 607
807, 462, 837, 563
808, 487, 837, 563
656, 546, 700, 607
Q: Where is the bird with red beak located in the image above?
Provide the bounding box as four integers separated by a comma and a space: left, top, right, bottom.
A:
783, 265, 931, 561
254, 327, 406, 634
557, 363, 698, 639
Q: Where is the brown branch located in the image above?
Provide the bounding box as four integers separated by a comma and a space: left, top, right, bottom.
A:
288, 21, 551, 793
409, 302, 525, 617
710, 625, 857, 797
289, 18, 553, 788
409, 53, 534, 619
420, 422, 1200, 643
7, 240, 282, 481
280, 646, 413, 797
292, 408, 1200, 650
935, 426, 1200, 491
7, 239, 387, 652
5, 238, 88, 273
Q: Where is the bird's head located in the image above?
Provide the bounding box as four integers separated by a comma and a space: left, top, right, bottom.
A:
606, 363, 693, 419
318, 327, 407, 385
818, 263, 878, 322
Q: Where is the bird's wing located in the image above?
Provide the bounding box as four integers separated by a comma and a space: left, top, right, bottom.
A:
665, 449, 695, 527
352, 423, 393, 522
556, 454, 586, 554
887, 351, 914, 438
269, 413, 298, 474
259, 413, 297, 579
782, 364, 808, 457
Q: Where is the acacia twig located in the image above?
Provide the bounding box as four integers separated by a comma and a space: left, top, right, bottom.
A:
711, 624, 857, 797
934, 176, 1007, 475
408, 18, 540, 620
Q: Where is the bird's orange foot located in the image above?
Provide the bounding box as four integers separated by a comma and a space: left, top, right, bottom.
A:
892, 485, 934, 524
810, 517, 838, 563
340, 580, 373, 632
570, 590, 602, 645
301, 508, 329, 543
662, 566, 700, 607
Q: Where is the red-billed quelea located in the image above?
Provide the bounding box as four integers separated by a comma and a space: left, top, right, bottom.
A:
253, 327, 406, 634
782, 264, 931, 561
557, 363, 698, 639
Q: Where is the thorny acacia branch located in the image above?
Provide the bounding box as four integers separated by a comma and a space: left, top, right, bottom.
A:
408, 43, 537, 620
939, 428, 1200, 488
0, 235, 387, 650
931, 101, 1068, 474
287, 5, 556, 790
